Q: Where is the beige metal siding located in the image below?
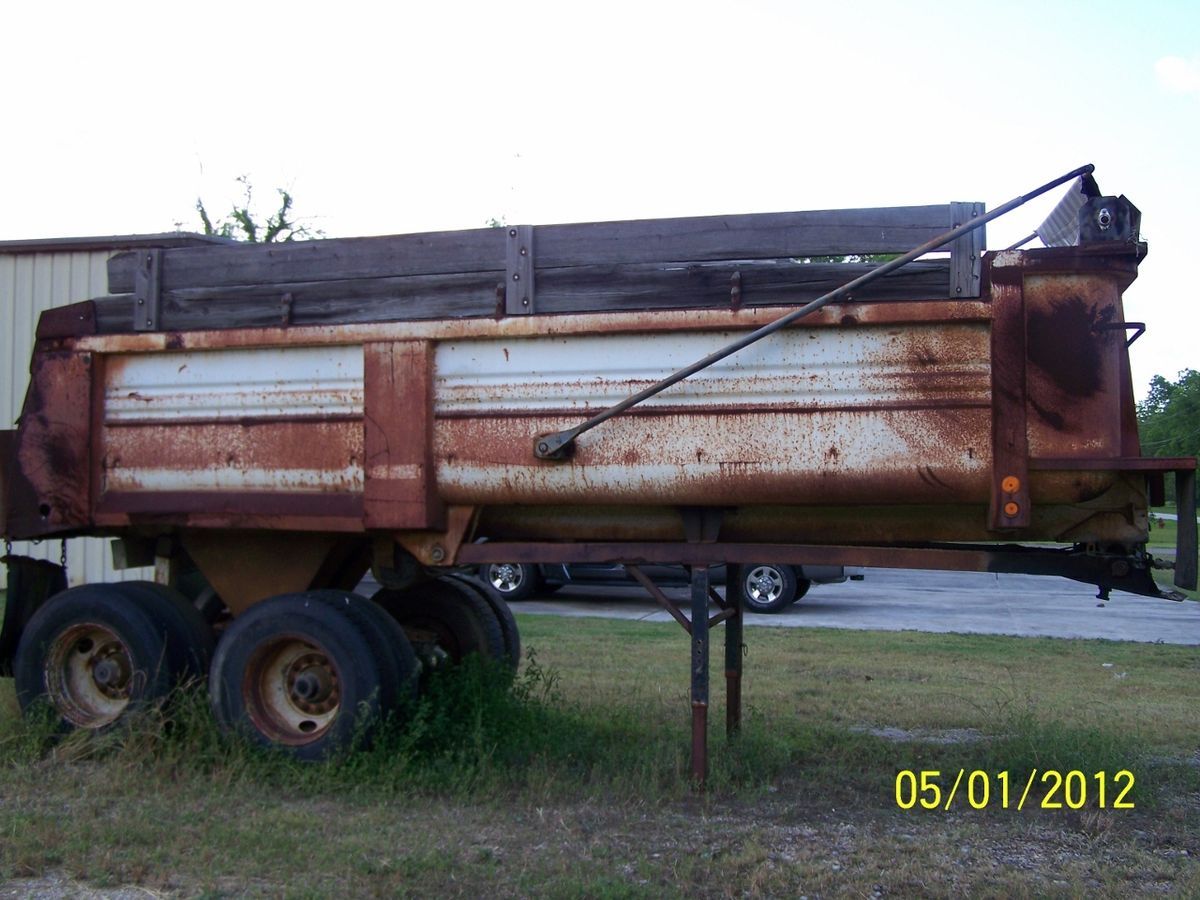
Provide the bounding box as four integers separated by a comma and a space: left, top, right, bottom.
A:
1, 249, 151, 587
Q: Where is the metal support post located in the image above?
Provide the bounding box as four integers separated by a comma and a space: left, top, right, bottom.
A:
690, 565, 710, 787
724, 582, 743, 737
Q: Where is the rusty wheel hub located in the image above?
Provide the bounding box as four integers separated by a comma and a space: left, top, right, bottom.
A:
245, 638, 341, 743
44, 624, 135, 728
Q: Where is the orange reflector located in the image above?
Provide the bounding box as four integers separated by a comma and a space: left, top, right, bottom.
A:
1001, 476, 1021, 494
1004, 501, 1020, 517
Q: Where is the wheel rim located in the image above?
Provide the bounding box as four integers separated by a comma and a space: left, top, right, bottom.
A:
745, 566, 784, 605
44, 623, 136, 728
487, 563, 524, 594
243, 636, 341, 745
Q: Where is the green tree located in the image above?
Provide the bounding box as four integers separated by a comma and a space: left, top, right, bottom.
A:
196, 176, 322, 242
1137, 369, 1200, 503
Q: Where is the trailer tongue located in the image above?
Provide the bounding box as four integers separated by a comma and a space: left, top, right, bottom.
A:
2, 167, 1195, 783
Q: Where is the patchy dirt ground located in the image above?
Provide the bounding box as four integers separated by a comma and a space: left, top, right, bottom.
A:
2, 779, 1196, 898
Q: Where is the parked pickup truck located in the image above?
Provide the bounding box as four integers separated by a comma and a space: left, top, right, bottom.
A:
477, 560, 863, 612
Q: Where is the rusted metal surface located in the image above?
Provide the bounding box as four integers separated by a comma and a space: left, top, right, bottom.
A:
3, 236, 1189, 603
35, 301, 97, 340
391, 504, 477, 568
363, 341, 443, 530
72, 299, 994, 355
626, 565, 693, 633
182, 531, 350, 615
987, 269, 1032, 530
10, 351, 94, 538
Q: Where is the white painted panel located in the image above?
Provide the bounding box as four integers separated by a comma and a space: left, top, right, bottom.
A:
105, 346, 363, 422
104, 465, 364, 493
434, 326, 991, 414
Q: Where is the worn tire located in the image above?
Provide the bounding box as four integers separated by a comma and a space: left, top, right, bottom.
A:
116, 581, 216, 681
209, 592, 390, 760
304, 590, 420, 710
373, 578, 506, 666
450, 575, 521, 671
735, 564, 800, 614
480, 562, 540, 602
13, 584, 177, 730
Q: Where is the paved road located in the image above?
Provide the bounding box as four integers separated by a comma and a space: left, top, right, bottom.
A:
507, 568, 1200, 645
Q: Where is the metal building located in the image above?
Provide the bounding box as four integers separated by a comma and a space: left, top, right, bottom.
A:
1, 233, 224, 585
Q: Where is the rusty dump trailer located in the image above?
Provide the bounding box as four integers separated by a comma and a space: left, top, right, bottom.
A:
1, 166, 1196, 777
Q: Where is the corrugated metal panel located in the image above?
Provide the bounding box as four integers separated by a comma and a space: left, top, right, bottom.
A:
434, 329, 992, 413
1, 249, 151, 587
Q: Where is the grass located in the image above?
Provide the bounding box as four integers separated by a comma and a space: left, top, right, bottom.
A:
0, 616, 1197, 897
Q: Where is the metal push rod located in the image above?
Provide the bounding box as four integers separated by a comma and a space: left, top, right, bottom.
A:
534, 164, 1096, 459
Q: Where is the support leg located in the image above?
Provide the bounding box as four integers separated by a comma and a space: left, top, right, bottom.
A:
690, 565, 709, 788
1175, 469, 1197, 591
725, 580, 743, 737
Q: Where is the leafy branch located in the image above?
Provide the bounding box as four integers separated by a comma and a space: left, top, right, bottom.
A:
196, 175, 323, 242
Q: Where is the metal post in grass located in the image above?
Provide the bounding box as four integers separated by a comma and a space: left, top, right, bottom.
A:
725, 581, 743, 738
690, 565, 710, 787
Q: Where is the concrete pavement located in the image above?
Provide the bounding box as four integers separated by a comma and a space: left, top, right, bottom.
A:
509, 568, 1200, 645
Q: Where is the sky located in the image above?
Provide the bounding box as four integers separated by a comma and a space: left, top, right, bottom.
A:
2, 0, 1197, 398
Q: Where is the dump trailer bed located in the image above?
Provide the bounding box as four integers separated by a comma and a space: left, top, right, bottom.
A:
4, 201, 1194, 599
1, 169, 1195, 778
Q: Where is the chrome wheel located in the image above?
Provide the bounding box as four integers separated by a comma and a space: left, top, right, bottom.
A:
744, 566, 784, 605
487, 563, 525, 595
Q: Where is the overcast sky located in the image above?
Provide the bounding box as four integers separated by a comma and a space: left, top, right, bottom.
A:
3, 0, 1196, 397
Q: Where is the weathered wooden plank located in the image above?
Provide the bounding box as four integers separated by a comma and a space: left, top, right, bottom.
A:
108, 227, 508, 293
535, 205, 955, 268
109, 205, 966, 294
535, 260, 950, 313
93, 259, 950, 333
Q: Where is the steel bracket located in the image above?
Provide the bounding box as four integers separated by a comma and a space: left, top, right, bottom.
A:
505, 225, 535, 315
133, 249, 162, 332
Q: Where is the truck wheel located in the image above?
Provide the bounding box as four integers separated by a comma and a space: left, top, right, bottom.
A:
303, 590, 419, 709
372, 578, 506, 669
482, 562, 540, 602
116, 582, 216, 681
736, 564, 800, 614
450, 575, 521, 671
13, 584, 176, 730
208, 593, 391, 760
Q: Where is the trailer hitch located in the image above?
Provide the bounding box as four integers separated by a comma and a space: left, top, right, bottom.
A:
534, 163, 1096, 460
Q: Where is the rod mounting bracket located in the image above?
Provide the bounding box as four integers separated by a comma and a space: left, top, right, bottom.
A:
534, 430, 576, 460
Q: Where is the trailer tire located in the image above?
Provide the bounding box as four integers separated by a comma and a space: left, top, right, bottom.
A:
481, 562, 540, 602
13, 584, 177, 730
116, 582, 216, 681
209, 593, 389, 760
450, 575, 521, 671
373, 578, 506, 668
735, 564, 801, 614
303, 590, 420, 710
